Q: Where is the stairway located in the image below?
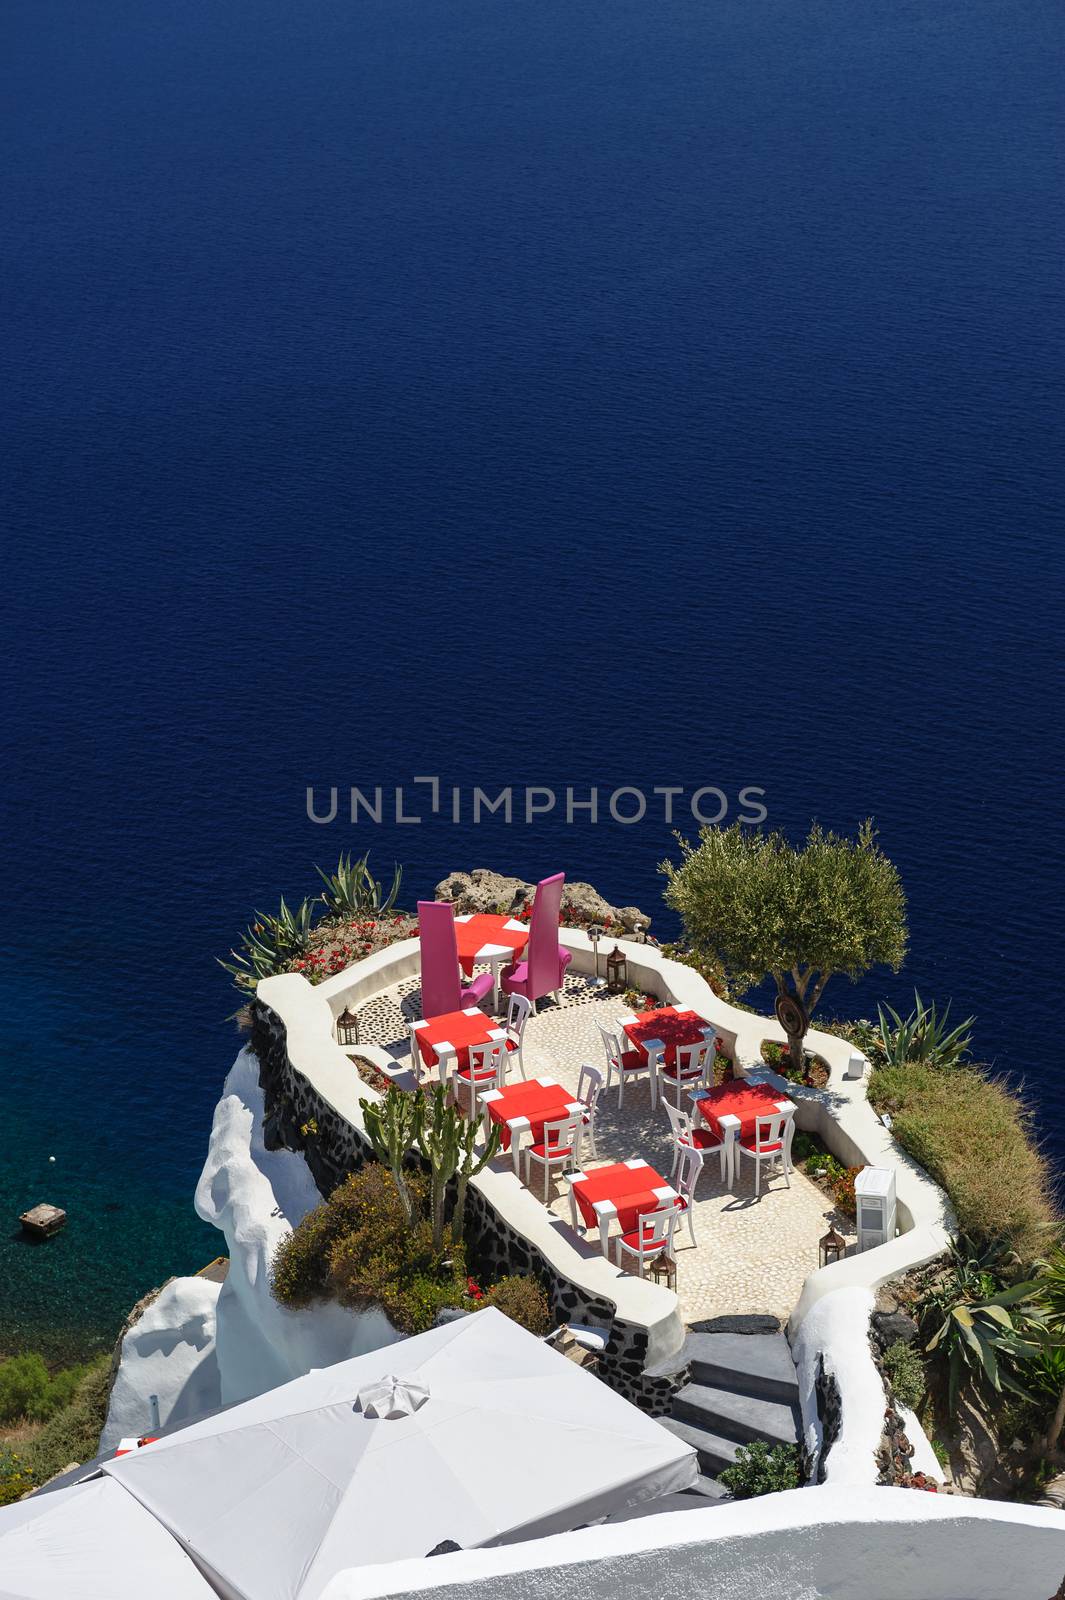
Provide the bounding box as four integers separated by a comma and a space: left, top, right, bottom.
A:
658, 1331, 802, 1502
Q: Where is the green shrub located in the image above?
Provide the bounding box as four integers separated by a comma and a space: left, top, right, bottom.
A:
0, 1354, 51, 1424
719, 1441, 802, 1498
273, 1167, 429, 1310
272, 1166, 551, 1337
882, 1340, 925, 1410
0, 1354, 94, 1427
0, 1445, 34, 1506
24, 1358, 112, 1486
868, 1060, 1058, 1261
481, 1276, 551, 1336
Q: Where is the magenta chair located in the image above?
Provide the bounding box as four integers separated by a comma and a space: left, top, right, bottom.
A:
500, 872, 573, 1011
418, 901, 493, 1019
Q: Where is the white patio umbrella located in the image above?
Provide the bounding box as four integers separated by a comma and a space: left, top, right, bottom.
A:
103, 1307, 696, 1600
0, 1475, 215, 1600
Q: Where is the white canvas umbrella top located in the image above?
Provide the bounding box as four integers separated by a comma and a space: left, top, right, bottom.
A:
0, 1475, 215, 1600
102, 1307, 696, 1600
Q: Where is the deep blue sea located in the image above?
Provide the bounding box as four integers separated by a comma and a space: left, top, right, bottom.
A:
1, 0, 1063, 1359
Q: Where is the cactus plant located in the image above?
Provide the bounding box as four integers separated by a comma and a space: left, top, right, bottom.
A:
360, 1088, 423, 1227
415, 1084, 463, 1252
452, 1115, 501, 1246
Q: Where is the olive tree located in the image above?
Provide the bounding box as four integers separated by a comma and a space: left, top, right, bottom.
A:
661, 820, 907, 1072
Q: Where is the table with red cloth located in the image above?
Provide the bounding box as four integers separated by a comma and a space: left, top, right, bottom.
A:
567, 1159, 680, 1258
620, 1006, 717, 1066
481, 1077, 585, 1176
453, 912, 529, 1007
412, 1007, 506, 1084
693, 1080, 796, 1188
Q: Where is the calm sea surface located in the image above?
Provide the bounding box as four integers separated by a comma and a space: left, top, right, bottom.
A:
1, 0, 1063, 1359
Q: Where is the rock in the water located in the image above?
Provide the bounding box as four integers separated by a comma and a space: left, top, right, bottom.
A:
871, 1310, 919, 1349
435, 869, 651, 934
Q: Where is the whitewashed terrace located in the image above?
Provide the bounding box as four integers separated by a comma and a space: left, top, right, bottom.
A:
356, 974, 856, 1324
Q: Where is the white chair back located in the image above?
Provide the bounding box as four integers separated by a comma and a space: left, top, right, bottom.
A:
628, 1204, 679, 1260
505, 991, 532, 1041
576, 1062, 604, 1109
597, 1022, 625, 1067
673, 1037, 713, 1081
752, 1105, 794, 1152
663, 1101, 693, 1144
674, 1143, 704, 1204
541, 1111, 582, 1157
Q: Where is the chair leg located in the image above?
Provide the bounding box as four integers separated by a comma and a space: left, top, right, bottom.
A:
688, 1204, 696, 1248
544, 1160, 549, 1204
755, 1156, 761, 1198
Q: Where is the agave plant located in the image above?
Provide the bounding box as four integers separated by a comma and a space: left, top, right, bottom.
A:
920, 1238, 1045, 1412
316, 852, 403, 920
219, 894, 317, 991
877, 990, 974, 1071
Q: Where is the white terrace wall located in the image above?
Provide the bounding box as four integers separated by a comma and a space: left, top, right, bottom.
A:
321, 1485, 1065, 1600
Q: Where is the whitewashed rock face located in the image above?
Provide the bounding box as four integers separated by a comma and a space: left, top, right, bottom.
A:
194, 1048, 401, 1405
792, 1284, 884, 1484
99, 1275, 222, 1453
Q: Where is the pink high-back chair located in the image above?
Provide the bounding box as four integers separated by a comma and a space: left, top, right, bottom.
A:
501, 872, 573, 1010
418, 901, 493, 1019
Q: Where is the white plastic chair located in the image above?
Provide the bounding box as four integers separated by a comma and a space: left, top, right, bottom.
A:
672, 1144, 703, 1247
502, 992, 532, 1080
736, 1105, 795, 1197
614, 1203, 679, 1275
525, 1111, 583, 1202
575, 1062, 604, 1161
662, 1099, 728, 1182
598, 1023, 660, 1110
658, 1035, 713, 1109
453, 1039, 506, 1121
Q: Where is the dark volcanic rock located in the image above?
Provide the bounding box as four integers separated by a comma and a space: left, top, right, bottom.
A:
872, 1310, 919, 1349
689, 1313, 782, 1335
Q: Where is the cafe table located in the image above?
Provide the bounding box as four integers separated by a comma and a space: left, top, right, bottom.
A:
454, 912, 529, 1009
692, 1080, 796, 1188
480, 1077, 585, 1177
411, 1007, 506, 1085
567, 1159, 680, 1258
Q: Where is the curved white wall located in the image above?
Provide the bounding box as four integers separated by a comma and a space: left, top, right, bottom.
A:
319, 1484, 1065, 1600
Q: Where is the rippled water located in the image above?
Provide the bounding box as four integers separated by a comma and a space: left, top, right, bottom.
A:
1, 0, 1063, 1357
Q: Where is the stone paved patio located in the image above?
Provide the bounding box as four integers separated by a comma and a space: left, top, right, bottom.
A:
356, 974, 856, 1325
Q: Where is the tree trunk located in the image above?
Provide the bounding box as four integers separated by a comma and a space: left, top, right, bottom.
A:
788, 1031, 805, 1076
1048, 1381, 1065, 1456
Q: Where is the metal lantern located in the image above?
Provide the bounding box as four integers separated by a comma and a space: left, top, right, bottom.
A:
819, 1222, 847, 1268
336, 1006, 359, 1048
587, 923, 605, 981
648, 1251, 677, 1290
606, 945, 627, 994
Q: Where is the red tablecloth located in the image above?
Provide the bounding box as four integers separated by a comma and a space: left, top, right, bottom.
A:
454, 913, 529, 977
571, 1161, 676, 1232
695, 1081, 793, 1141
623, 1007, 715, 1067
414, 1008, 502, 1071
485, 1079, 578, 1151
